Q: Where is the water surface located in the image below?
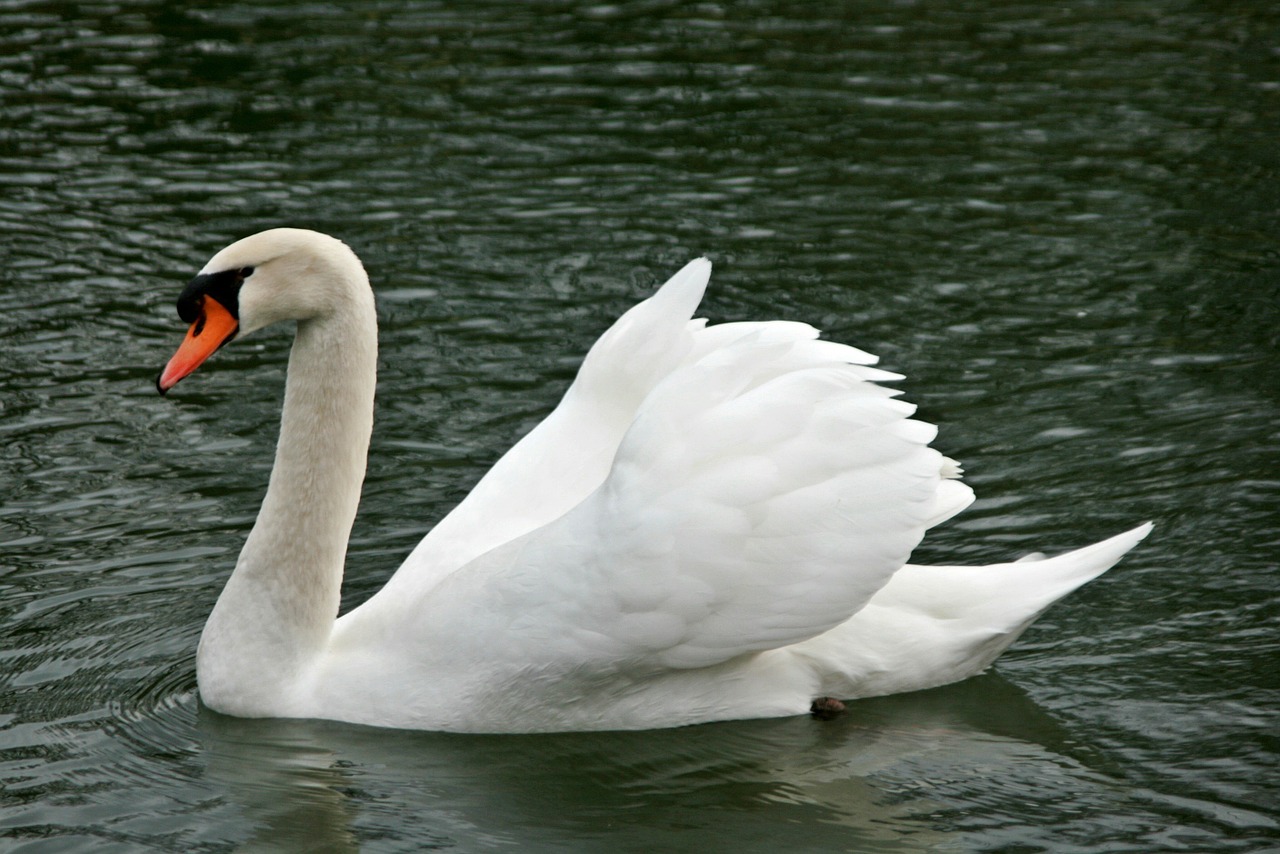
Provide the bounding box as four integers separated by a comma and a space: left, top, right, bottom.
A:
2, 1, 1278, 851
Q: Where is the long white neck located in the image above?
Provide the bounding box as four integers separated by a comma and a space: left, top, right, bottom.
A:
197, 271, 378, 717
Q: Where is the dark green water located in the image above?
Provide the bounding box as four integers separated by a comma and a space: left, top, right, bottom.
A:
2, 1, 1278, 850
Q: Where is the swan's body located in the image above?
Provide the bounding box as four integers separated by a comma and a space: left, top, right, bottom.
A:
159, 228, 1150, 733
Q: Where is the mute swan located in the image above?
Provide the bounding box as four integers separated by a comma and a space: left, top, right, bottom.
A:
157, 228, 1150, 733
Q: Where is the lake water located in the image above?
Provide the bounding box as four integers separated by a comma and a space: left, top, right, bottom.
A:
2, 1, 1277, 850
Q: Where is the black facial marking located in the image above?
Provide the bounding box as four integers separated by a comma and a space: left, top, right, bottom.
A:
176, 267, 250, 323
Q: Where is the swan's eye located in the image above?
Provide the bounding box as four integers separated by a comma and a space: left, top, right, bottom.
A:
238, 266, 255, 279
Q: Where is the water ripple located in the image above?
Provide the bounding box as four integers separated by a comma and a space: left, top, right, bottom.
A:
1, 0, 1277, 850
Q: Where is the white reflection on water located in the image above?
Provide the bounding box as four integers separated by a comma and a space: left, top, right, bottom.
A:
177, 675, 1133, 851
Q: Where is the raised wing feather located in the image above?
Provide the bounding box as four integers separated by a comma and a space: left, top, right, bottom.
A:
418, 326, 969, 675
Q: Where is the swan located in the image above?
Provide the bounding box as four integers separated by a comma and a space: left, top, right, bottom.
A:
157, 228, 1151, 733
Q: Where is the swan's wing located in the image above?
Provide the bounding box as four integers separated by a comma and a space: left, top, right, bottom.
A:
419, 329, 972, 674
369, 260, 899, 606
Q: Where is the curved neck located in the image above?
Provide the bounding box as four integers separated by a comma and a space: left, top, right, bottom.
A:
198, 285, 378, 715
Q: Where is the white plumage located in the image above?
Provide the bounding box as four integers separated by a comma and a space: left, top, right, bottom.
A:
159, 228, 1151, 733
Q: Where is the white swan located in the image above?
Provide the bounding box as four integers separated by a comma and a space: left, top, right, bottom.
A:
158, 228, 1151, 733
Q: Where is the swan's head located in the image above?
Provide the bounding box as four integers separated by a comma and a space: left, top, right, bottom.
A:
157, 228, 367, 394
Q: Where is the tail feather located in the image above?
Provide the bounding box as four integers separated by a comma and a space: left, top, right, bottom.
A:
887, 521, 1153, 630
788, 523, 1153, 700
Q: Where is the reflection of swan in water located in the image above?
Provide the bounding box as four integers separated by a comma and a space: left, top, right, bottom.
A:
194, 675, 1094, 851
198, 716, 360, 853
160, 228, 1151, 733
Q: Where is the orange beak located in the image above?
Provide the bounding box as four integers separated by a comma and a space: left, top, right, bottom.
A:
157, 296, 239, 394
